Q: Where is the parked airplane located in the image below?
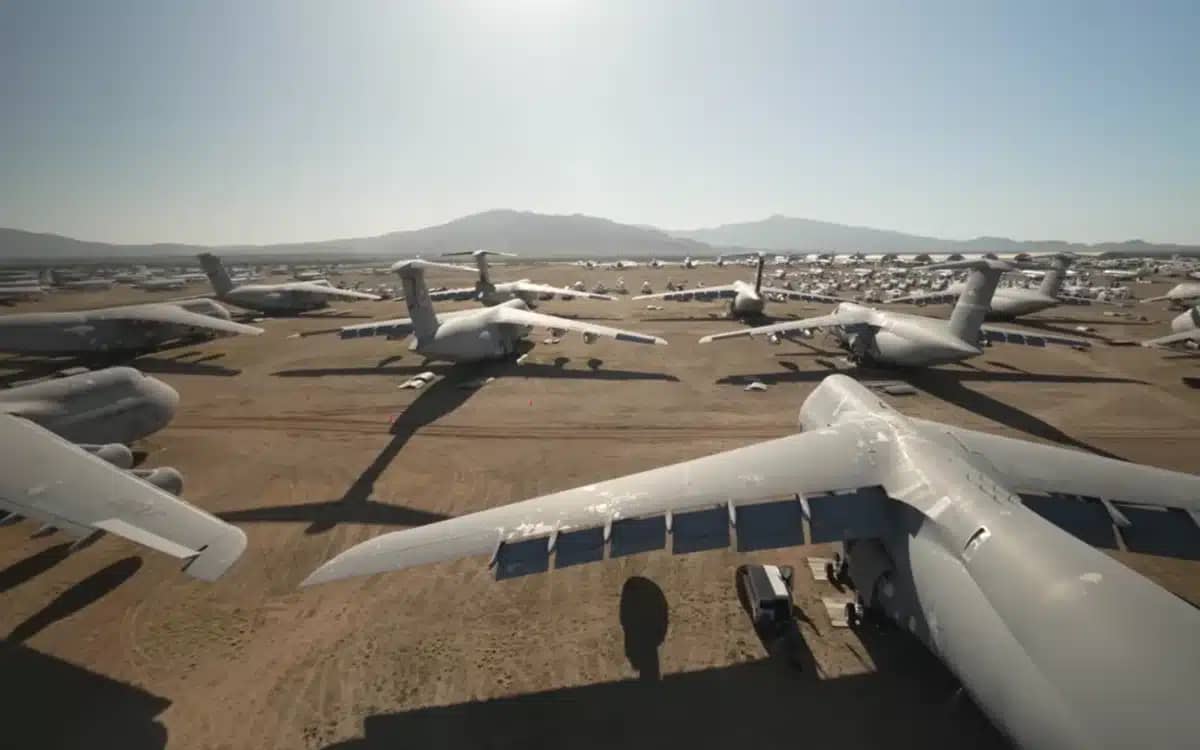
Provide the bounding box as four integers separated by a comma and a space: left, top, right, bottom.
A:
0, 299, 263, 355
889, 254, 1105, 319
700, 259, 1086, 366
634, 254, 843, 319
1144, 282, 1200, 309
339, 260, 665, 361
304, 373, 1200, 750
198, 253, 380, 314
0, 283, 46, 302
0, 367, 246, 580
1143, 306, 1200, 348
429, 250, 615, 306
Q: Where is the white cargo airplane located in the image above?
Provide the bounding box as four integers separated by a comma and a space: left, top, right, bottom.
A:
0, 367, 246, 580
198, 253, 380, 314
339, 260, 666, 361
634, 254, 844, 319
428, 250, 614, 306
303, 372, 1200, 750
1143, 306, 1200, 348
700, 259, 1087, 367
1144, 282, 1200, 309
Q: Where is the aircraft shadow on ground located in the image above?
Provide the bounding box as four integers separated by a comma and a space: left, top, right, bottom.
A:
318, 574, 1004, 750
0, 637, 170, 749
716, 365, 1140, 461
233, 358, 679, 533
0, 542, 72, 594
7, 556, 143, 643
133, 350, 241, 377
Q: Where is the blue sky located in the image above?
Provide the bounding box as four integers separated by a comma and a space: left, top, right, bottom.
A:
1, 1, 1197, 244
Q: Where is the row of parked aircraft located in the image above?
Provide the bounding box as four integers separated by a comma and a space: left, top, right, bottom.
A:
3, 250, 1199, 748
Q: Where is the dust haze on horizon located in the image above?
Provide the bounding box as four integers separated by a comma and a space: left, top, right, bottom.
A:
2, 1, 1197, 247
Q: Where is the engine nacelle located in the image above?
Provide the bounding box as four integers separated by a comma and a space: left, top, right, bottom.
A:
80, 442, 134, 469
582, 332, 598, 345
132, 467, 184, 496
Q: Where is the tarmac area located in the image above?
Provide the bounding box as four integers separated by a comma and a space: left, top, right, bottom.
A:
1, 262, 1198, 749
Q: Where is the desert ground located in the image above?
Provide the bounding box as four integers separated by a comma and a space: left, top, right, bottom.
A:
1, 262, 1198, 749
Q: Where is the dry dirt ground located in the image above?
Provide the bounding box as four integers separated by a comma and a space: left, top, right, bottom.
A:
1, 263, 1198, 749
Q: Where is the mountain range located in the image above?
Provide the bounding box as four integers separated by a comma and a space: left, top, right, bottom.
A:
1, 210, 1195, 261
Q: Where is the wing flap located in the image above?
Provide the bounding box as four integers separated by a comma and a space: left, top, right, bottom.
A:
512, 282, 615, 301
303, 424, 881, 585
980, 325, 1090, 348
0, 415, 246, 580
100, 305, 264, 336
340, 318, 415, 340
699, 312, 850, 343
633, 285, 737, 302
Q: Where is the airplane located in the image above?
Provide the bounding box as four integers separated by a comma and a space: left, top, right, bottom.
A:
133, 277, 189, 291
1142, 306, 1200, 348
699, 259, 1087, 366
0, 283, 47, 302
338, 260, 665, 361
888, 254, 1108, 319
428, 250, 615, 306
197, 253, 381, 314
302, 372, 1200, 749
0, 367, 246, 580
633, 253, 844, 319
1144, 282, 1200, 309
0, 299, 263, 355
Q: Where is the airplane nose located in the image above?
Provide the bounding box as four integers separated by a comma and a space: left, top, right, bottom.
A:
145, 375, 180, 432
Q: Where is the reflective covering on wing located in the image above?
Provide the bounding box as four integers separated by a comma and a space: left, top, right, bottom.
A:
0, 415, 246, 580
758, 287, 849, 304
633, 285, 737, 302
340, 318, 415, 340
97, 305, 264, 336
980, 325, 1089, 348
699, 312, 855, 343
485, 306, 667, 345
282, 282, 381, 300
1142, 329, 1200, 348
302, 423, 882, 585
916, 419, 1200, 513
511, 282, 615, 301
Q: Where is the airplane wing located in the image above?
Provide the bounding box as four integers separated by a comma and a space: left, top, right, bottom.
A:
1053, 294, 1101, 306
0, 414, 246, 580
914, 419, 1200, 513
511, 282, 615, 301
698, 312, 858, 343
96, 305, 264, 337
427, 286, 479, 302
303, 423, 881, 585
757, 286, 850, 304
340, 317, 415, 340
486, 306, 667, 345
633, 285, 738, 302
886, 290, 960, 306
1141, 329, 1200, 348
980, 325, 1090, 348
282, 282, 382, 301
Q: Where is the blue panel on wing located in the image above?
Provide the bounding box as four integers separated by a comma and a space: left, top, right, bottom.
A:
807, 487, 890, 543
736, 499, 806, 552
611, 516, 667, 558
495, 538, 550, 580
1117, 504, 1200, 561
1021, 494, 1119, 549
554, 527, 605, 569
672, 507, 730, 554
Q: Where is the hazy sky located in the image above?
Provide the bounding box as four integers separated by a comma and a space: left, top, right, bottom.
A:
2, 1, 1197, 245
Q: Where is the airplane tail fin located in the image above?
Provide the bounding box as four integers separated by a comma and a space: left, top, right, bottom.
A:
197, 253, 234, 296
930, 259, 1012, 343
754, 254, 765, 293
391, 261, 442, 340
1037, 253, 1075, 297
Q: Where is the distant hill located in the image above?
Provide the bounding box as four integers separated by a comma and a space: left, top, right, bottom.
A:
3, 209, 1197, 261
668, 214, 1200, 256
0, 210, 709, 262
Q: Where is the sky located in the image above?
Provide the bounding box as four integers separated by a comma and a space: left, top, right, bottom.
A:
1, 0, 1197, 245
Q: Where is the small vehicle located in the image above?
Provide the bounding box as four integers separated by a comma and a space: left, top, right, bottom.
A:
737, 564, 795, 635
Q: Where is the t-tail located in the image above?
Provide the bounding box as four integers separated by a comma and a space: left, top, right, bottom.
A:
197, 253, 235, 296
935, 258, 1013, 343
754, 253, 765, 293
1037, 253, 1075, 297
391, 261, 442, 340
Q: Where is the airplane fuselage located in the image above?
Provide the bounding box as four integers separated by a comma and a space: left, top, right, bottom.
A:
409, 300, 531, 363
0, 300, 234, 355
801, 377, 1200, 749
222, 285, 331, 314
825, 303, 981, 367
0, 366, 178, 444
987, 288, 1062, 319
728, 280, 765, 317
